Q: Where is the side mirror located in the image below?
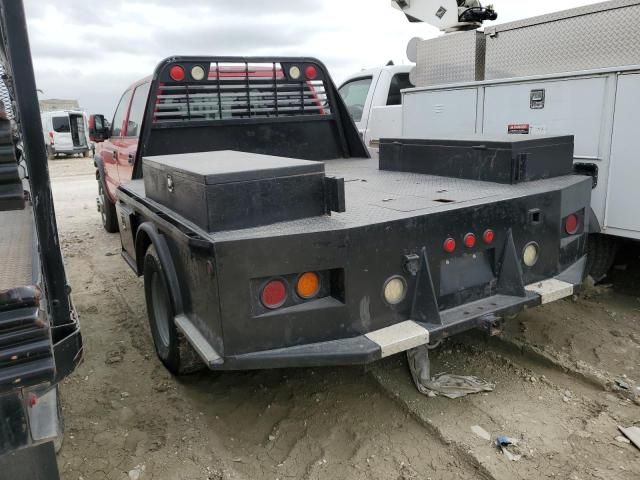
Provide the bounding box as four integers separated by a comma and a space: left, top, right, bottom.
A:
89, 114, 109, 142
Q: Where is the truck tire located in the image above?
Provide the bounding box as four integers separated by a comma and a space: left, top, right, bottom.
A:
586, 233, 619, 282
46, 145, 55, 161
143, 244, 204, 375
97, 171, 119, 233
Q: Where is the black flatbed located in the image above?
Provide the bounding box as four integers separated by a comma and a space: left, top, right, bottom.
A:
122, 156, 587, 241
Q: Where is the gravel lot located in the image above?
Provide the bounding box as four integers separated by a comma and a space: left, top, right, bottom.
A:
50, 156, 639, 480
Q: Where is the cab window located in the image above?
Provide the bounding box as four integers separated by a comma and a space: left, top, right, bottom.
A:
386, 73, 413, 106
111, 89, 132, 137
126, 82, 151, 137
338, 76, 372, 122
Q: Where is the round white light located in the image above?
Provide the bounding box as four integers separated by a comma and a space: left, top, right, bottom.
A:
523, 242, 540, 267
289, 66, 301, 80
383, 276, 407, 305
191, 65, 206, 81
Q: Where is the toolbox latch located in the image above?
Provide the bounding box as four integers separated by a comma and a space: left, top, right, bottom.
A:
324, 176, 346, 213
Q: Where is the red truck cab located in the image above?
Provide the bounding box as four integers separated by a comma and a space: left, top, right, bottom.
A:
95, 67, 326, 232
94, 77, 150, 232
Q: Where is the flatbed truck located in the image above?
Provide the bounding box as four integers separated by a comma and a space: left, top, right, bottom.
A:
95, 56, 592, 374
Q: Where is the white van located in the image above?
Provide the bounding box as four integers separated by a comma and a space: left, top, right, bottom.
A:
41, 110, 91, 159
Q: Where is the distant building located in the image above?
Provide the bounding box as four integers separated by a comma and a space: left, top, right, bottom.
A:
39, 98, 81, 112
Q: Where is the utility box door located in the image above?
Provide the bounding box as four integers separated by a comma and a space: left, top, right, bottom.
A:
482, 77, 609, 223
605, 73, 640, 232
402, 88, 478, 139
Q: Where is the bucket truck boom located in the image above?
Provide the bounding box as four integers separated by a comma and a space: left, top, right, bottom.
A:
391, 0, 497, 32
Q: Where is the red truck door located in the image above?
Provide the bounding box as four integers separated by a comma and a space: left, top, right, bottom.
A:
102, 88, 133, 201
117, 82, 149, 184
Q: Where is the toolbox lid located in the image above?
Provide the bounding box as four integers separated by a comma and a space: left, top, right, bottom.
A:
379, 135, 574, 149
143, 150, 325, 185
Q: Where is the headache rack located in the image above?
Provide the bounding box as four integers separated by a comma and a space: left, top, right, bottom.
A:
134, 56, 367, 177
154, 62, 331, 123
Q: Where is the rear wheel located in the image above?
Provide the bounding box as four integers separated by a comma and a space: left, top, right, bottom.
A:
46, 145, 54, 161
97, 171, 119, 233
586, 233, 619, 282
143, 244, 204, 375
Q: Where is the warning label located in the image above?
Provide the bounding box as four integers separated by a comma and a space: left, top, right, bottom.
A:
508, 124, 530, 135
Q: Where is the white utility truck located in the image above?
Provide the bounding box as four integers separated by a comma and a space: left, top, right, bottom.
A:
338, 64, 413, 149
358, 0, 640, 280
40, 109, 91, 159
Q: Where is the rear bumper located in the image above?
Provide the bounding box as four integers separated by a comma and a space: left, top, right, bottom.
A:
51, 146, 88, 154
202, 256, 585, 370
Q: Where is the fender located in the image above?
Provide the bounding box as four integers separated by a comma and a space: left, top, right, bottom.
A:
94, 152, 119, 204
135, 222, 184, 315
587, 206, 601, 234
94, 151, 104, 180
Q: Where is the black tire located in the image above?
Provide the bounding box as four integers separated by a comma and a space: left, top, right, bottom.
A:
143, 244, 204, 375
97, 170, 119, 233
586, 233, 619, 282
46, 145, 54, 161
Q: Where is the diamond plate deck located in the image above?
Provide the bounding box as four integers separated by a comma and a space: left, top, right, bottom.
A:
0, 207, 34, 291
125, 157, 587, 242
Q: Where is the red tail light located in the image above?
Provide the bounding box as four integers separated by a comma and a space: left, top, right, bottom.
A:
443, 237, 456, 253
483, 229, 495, 244
305, 65, 317, 80
169, 65, 185, 81
261, 279, 287, 309
48, 131, 54, 145
564, 214, 579, 235
464, 233, 476, 248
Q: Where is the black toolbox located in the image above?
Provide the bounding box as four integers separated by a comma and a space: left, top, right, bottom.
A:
143, 150, 338, 232
379, 135, 575, 184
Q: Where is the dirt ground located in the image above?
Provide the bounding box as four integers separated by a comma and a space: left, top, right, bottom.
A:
49, 156, 639, 480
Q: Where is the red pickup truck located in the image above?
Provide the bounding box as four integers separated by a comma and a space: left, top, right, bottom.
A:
93, 66, 327, 232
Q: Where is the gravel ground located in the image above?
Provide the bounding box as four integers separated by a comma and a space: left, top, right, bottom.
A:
50, 156, 639, 480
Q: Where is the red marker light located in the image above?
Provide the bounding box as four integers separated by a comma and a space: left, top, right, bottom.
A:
261, 279, 287, 309
464, 233, 477, 248
443, 237, 456, 253
483, 229, 495, 244
565, 214, 579, 235
169, 65, 185, 81
305, 65, 318, 80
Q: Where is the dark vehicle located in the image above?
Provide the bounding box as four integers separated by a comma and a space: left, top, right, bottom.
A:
97, 56, 591, 376
0, 1, 82, 478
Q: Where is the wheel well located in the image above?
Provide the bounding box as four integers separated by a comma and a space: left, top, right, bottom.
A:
134, 222, 184, 315
135, 229, 152, 276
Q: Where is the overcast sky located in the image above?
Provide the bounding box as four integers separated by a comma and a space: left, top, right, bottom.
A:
25, 0, 603, 117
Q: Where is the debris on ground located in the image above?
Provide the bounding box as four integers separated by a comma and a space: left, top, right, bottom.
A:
471, 425, 491, 441
128, 464, 145, 480
618, 426, 640, 450
407, 345, 495, 398
496, 436, 522, 461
